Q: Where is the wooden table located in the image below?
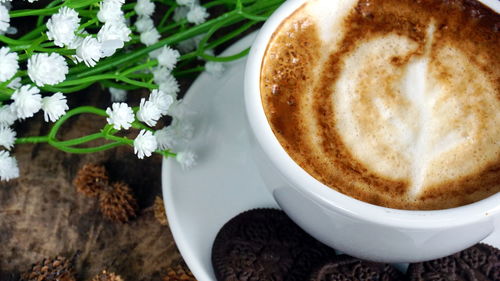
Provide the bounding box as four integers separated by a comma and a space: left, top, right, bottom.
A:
0, 87, 186, 281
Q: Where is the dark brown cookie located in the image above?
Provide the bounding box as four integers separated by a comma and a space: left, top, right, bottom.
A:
211, 209, 337, 281
309, 255, 406, 281
407, 243, 499, 281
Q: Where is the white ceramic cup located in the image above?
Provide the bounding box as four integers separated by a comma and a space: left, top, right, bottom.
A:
244, 0, 500, 263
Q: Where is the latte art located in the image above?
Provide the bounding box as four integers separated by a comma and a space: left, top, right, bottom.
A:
261, 0, 500, 209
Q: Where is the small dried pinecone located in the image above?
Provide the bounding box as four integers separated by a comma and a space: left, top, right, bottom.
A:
21, 255, 76, 281
154, 196, 168, 226
99, 182, 137, 223
91, 270, 123, 281
163, 264, 196, 281
73, 164, 109, 197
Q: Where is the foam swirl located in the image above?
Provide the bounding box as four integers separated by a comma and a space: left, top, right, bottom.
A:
261, 0, 500, 209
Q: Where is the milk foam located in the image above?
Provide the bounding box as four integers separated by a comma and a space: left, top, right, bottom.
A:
261, 0, 500, 209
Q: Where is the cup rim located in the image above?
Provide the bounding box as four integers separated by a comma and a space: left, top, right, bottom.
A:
244, 0, 500, 229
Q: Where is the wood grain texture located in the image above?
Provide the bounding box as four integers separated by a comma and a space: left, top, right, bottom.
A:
0, 89, 184, 281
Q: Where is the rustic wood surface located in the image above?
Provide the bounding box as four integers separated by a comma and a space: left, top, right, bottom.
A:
0, 88, 187, 281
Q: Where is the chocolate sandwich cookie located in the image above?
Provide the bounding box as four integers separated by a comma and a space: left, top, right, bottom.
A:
211, 209, 337, 281
308, 255, 406, 281
407, 243, 499, 281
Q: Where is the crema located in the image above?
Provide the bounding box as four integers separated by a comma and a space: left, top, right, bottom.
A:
260, 0, 500, 210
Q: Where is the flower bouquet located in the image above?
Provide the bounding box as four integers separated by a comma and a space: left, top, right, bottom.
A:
0, 0, 284, 180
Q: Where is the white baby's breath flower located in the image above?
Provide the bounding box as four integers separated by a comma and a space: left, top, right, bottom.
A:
187, 5, 208, 25
167, 99, 192, 119
98, 21, 131, 56
149, 89, 174, 115
176, 0, 196, 6
176, 150, 196, 170
134, 129, 157, 159
0, 105, 16, 126
109, 87, 127, 102
6, 77, 21, 89
137, 98, 162, 127
0, 150, 19, 181
0, 126, 15, 150
157, 46, 180, 71
41, 92, 68, 122
148, 48, 162, 59
134, 16, 154, 33
158, 74, 180, 98
154, 118, 194, 150
0, 4, 10, 34
0, 47, 18, 82
205, 61, 225, 77
11, 85, 42, 120
98, 0, 124, 23
28, 53, 68, 87
135, 0, 155, 17
106, 102, 134, 130
152, 67, 170, 84
67, 34, 84, 50
140, 28, 160, 46
173, 6, 189, 22
98, 20, 131, 42
176, 34, 204, 53
154, 126, 176, 150
104, 0, 125, 4
46, 7, 80, 47
76, 36, 103, 67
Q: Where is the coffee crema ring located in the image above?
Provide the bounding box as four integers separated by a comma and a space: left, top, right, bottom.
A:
260, 0, 500, 210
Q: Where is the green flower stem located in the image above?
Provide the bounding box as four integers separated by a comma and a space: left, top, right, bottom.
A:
100, 80, 140, 91
49, 132, 104, 147
173, 66, 205, 77
65, 0, 102, 9
158, 150, 177, 158
48, 106, 106, 142
20, 25, 47, 41
42, 82, 94, 94
15, 136, 49, 144
158, 20, 186, 34
104, 134, 133, 145
203, 20, 258, 51
53, 142, 123, 154
10, 7, 62, 18
22, 35, 49, 59
0, 89, 14, 101
119, 60, 158, 76
36, 0, 64, 26
34, 47, 75, 55
199, 47, 250, 62
9, 44, 32, 52
79, 18, 99, 31
0, 35, 33, 46
131, 120, 152, 131
204, 0, 253, 9
159, 5, 176, 28
56, 74, 158, 89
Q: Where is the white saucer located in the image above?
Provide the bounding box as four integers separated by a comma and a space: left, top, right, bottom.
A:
162, 33, 500, 281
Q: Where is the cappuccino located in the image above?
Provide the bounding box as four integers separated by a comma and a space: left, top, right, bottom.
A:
260, 0, 500, 210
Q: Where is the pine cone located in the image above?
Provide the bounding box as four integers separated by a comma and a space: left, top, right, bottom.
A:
73, 164, 109, 197
99, 182, 137, 223
154, 196, 168, 226
163, 264, 196, 281
22, 255, 76, 281
91, 270, 123, 281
